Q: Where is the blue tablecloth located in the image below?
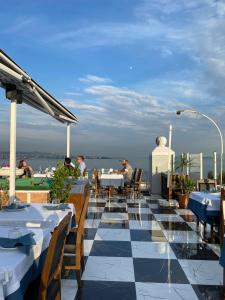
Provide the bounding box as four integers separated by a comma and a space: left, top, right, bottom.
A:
220, 237, 225, 268
188, 192, 220, 225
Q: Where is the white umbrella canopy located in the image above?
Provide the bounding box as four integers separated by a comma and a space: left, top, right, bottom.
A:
0, 49, 78, 202
0, 49, 78, 123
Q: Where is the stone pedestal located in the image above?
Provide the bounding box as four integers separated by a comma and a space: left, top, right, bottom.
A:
150, 136, 175, 195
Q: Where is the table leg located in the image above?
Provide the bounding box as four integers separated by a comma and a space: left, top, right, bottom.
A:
210, 224, 214, 243
203, 222, 207, 240
196, 217, 199, 228
223, 268, 225, 298
0, 269, 13, 300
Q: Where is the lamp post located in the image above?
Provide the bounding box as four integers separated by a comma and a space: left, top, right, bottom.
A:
176, 109, 224, 186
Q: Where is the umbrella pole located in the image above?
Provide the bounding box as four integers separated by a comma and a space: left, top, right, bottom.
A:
66, 123, 71, 158
9, 100, 17, 203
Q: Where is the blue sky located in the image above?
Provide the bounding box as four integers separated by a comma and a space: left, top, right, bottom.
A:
0, 0, 225, 157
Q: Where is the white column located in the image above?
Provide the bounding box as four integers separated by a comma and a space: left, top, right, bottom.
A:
200, 152, 203, 180
66, 123, 71, 158
167, 125, 172, 189
186, 153, 190, 176
9, 100, 17, 203
213, 151, 217, 180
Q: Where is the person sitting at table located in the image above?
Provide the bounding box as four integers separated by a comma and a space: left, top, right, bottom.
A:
18, 160, 33, 178
118, 159, 133, 185
64, 157, 75, 175
76, 155, 87, 176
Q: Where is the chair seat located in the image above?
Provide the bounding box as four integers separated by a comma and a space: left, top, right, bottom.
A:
64, 244, 76, 254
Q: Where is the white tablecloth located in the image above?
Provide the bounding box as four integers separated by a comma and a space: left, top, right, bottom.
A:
189, 192, 220, 212
33, 173, 52, 178
99, 174, 124, 187
0, 204, 75, 231
0, 227, 51, 299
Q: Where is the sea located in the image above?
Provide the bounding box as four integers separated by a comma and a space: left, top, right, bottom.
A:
0, 156, 221, 181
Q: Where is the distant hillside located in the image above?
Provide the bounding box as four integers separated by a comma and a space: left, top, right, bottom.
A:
0, 152, 121, 160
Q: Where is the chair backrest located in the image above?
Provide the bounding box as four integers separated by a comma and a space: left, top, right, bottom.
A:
220, 188, 225, 245
75, 188, 90, 267
39, 212, 72, 300
131, 168, 137, 184
136, 169, 143, 183
197, 179, 217, 192
67, 184, 89, 225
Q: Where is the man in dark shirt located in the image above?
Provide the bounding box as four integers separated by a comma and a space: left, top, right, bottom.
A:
64, 157, 75, 175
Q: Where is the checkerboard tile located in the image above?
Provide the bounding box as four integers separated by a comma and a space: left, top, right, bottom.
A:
83, 256, 135, 281
62, 195, 224, 300
95, 228, 130, 241
136, 282, 199, 300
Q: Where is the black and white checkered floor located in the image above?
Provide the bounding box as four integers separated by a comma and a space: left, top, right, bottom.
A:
61, 194, 224, 300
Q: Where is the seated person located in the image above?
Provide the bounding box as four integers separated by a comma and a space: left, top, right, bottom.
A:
76, 155, 86, 176
118, 159, 133, 185
64, 157, 75, 175
18, 160, 33, 178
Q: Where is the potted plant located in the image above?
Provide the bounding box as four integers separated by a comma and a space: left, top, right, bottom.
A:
0, 180, 9, 209
175, 153, 191, 175
50, 161, 80, 203
176, 176, 195, 208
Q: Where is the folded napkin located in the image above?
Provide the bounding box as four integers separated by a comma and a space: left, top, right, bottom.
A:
43, 203, 70, 211
0, 232, 36, 255
4, 203, 30, 210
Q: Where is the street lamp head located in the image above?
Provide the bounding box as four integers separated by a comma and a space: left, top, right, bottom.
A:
176, 109, 196, 116
176, 110, 183, 115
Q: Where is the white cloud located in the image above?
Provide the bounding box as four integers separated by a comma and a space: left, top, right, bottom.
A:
64, 92, 82, 96
1, 0, 225, 155
76, 83, 182, 134
62, 99, 106, 112
79, 74, 112, 84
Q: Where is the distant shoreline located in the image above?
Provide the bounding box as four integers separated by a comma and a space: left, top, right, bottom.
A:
0, 152, 122, 160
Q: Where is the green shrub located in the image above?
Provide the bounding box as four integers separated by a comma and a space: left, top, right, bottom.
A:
50, 161, 79, 203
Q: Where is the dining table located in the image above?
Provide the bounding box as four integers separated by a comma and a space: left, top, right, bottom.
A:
188, 191, 221, 241
98, 174, 124, 200
0, 227, 51, 300
188, 191, 220, 224
99, 174, 124, 188
0, 203, 76, 299
0, 203, 75, 231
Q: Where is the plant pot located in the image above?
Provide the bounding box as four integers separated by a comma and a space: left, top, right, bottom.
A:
179, 193, 189, 209
173, 190, 181, 201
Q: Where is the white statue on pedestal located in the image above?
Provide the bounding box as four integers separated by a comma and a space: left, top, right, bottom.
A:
150, 136, 175, 194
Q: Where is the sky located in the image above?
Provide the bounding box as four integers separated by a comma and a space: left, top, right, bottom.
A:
0, 0, 225, 158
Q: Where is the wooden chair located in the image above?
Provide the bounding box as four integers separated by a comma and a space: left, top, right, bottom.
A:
67, 183, 89, 226
92, 171, 108, 199
197, 179, 217, 192
63, 188, 90, 288
131, 168, 138, 185
39, 212, 72, 300
220, 188, 225, 245
123, 168, 137, 199
25, 212, 72, 300
134, 168, 143, 199
219, 188, 225, 297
